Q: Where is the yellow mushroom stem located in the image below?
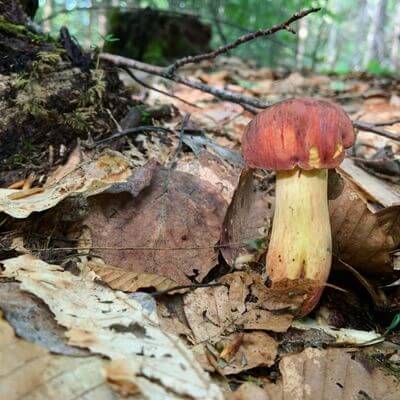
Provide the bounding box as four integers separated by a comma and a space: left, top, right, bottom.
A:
266, 168, 331, 314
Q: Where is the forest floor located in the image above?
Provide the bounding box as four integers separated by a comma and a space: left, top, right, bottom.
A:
1, 17, 400, 399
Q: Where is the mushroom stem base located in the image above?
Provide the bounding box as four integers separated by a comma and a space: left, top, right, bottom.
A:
266, 168, 331, 314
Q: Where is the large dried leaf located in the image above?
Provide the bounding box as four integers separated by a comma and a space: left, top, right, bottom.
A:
0, 255, 223, 400
84, 164, 229, 285
264, 347, 400, 400
87, 260, 178, 292
0, 317, 118, 400
221, 169, 272, 266
219, 332, 278, 375
329, 163, 400, 274
183, 272, 293, 345
0, 152, 132, 218
0, 282, 85, 356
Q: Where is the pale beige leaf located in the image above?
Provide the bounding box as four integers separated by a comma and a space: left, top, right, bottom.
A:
0, 317, 119, 400
265, 347, 400, 400
0, 255, 223, 400
0, 152, 132, 219
87, 260, 177, 292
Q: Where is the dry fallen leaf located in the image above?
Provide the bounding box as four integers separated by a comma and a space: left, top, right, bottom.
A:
183, 272, 293, 345
84, 164, 229, 285
87, 260, 178, 292
264, 347, 400, 400
0, 316, 118, 400
221, 169, 272, 267
0, 255, 223, 400
329, 163, 400, 274
228, 382, 269, 400
219, 332, 277, 375
0, 282, 86, 356
0, 152, 132, 218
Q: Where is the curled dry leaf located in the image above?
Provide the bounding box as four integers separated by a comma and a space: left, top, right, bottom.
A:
183, 271, 293, 345
0, 282, 86, 356
221, 169, 272, 267
264, 347, 400, 400
0, 152, 132, 218
87, 260, 178, 293
84, 163, 230, 285
0, 317, 117, 400
0, 255, 223, 400
219, 332, 278, 375
329, 160, 400, 274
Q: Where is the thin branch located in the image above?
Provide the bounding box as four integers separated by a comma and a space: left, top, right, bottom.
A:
165, 8, 320, 75
353, 120, 400, 143
100, 52, 269, 109
122, 67, 201, 108
101, 53, 400, 143
151, 282, 225, 297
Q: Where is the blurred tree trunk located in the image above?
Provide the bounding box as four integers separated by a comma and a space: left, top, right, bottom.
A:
390, 2, 400, 70
42, 0, 53, 32
365, 0, 388, 65
352, 0, 369, 70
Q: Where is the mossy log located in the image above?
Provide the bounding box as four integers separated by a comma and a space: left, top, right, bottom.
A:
0, 0, 136, 186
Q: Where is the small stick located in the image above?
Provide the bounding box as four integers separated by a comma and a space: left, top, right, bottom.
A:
123, 67, 201, 108
165, 8, 321, 75
151, 282, 225, 297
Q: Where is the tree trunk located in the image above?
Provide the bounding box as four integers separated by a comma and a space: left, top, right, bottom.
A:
365, 0, 389, 65
352, 0, 369, 70
390, 2, 400, 70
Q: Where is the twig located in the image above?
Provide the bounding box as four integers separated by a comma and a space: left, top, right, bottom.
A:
353, 120, 400, 143
122, 67, 201, 108
102, 53, 400, 143
89, 125, 175, 147
151, 282, 225, 297
100, 52, 269, 109
169, 113, 190, 168
165, 8, 321, 75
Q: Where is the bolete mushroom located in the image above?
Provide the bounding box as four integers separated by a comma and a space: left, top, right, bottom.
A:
242, 98, 355, 316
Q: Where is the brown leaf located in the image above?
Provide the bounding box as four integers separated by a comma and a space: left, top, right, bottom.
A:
183, 272, 293, 345
329, 164, 400, 274
0, 317, 117, 400
264, 347, 400, 400
219, 332, 277, 375
87, 260, 178, 292
221, 169, 272, 267
84, 164, 229, 285
228, 382, 270, 400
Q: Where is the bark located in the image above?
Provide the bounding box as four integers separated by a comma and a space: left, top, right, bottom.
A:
365, 0, 389, 65
390, 2, 400, 70
352, 0, 369, 69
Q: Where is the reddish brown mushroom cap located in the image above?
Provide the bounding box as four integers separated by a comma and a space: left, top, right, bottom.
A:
242, 98, 355, 170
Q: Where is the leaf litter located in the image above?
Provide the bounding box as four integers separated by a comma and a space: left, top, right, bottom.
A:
1, 48, 400, 399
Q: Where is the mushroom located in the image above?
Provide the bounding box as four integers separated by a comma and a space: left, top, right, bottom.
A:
242, 98, 355, 316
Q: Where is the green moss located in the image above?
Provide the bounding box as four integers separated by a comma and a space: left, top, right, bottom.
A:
0, 16, 45, 42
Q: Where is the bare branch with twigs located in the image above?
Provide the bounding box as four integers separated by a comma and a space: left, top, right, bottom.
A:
164, 7, 321, 76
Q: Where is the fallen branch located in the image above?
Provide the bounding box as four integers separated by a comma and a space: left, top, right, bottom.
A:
353, 120, 400, 142
100, 52, 267, 110
101, 53, 400, 143
165, 7, 321, 75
